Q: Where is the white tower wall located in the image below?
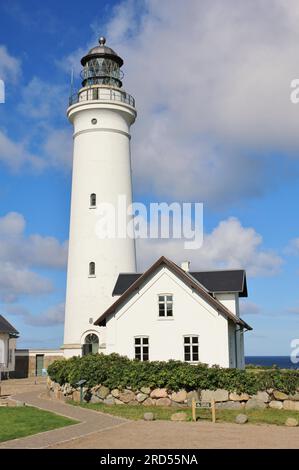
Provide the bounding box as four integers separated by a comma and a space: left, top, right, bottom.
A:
63, 94, 137, 358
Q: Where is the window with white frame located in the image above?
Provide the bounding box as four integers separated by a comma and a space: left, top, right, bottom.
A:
184, 336, 199, 362
134, 336, 149, 361
158, 294, 173, 317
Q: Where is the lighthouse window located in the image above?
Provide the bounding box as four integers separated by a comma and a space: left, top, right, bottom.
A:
91, 118, 97, 125
90, 193, 96, 207
89, 262, 96, 276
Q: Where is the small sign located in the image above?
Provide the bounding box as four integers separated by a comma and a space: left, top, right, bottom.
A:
196, 401, 211, 409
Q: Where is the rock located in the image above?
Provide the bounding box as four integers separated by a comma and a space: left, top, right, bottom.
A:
72, 391, 81, 402
229, 392, 249, 402
150, 388, 168, 399
283, 400, 299, 411
267, 388, 274, 395
143, 398, 156, 406
119, 390, 135, 403
89, 394, 103, 404
171, 412, 187, 421
252, 391, 269, 403
111, 389, 120, 398
186, 390, 200, 406
128, 400, 139, 406
140, 387, 151, 395
156, 397, 171, 407
103, 397, 115, 405
273, 391, 288, 401
171, 390, 187, 403
136, 393, 148, 403
201, 389, 229, 402
269, 400, 283, 409
96, 386, 110, 399
245, 398, 267, 410
285, 418, 298, 427
216, 401, 242, 410
235, 414, 248, 424
144, 412, 154, 421
288, 393, 299, 401
114, 399, 125, 405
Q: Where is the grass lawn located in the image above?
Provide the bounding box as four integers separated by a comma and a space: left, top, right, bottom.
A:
0, 406, 77, 443
71, 401, 299, 426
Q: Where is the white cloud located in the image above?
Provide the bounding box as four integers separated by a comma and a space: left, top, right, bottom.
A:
285, 237, 299, 255
0, 130, 45, 172
0, 45, 21, 83
99, 0, 299, 205
0, 212, 67, 302
136, 216, 282, 276
6, 302, 65, 326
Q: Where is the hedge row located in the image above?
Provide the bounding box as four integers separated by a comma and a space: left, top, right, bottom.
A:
47, 353, 299, 394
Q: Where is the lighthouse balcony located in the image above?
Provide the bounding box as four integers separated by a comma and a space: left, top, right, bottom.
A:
69, 86, 135, 108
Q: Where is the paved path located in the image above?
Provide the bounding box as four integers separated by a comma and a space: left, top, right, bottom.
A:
0, 390, 126, 449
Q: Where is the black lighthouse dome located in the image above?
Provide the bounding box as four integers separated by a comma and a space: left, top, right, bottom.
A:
80, 37, 124, 88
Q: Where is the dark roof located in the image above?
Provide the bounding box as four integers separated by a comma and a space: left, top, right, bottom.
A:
113, 270, 247, 297
95, 256, 252, 330
0, 315, 19, 336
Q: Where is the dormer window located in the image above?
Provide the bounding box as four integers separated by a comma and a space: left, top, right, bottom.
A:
90, 193, 96, 207
158, 294, 173, 317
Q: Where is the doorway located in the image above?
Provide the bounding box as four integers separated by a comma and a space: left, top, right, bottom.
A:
82, 333, 99, 356
35, 354, 44, 376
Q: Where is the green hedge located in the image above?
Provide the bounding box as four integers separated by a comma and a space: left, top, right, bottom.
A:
47, 353, 299, 394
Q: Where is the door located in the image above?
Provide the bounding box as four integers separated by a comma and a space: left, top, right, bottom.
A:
36, 354, 44, 376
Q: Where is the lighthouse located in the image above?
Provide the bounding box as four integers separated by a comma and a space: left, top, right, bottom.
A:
63, 37, 137, 358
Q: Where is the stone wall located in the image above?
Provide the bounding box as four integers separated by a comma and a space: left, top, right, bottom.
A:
47, 379, 299, 410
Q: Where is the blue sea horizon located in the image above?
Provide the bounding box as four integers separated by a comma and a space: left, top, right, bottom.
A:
245, 356, 299, 369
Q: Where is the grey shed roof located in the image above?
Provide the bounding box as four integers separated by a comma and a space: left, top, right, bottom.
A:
112, 269, 247, 297
0, 315, 19, 336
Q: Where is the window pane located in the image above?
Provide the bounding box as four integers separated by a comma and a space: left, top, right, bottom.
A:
185, 352, 191, 361
192, 345, 198, 354
193, 352, 199, 361
143, 347, 149, 354
167, 304, 173, 316
143, 338, 149, 345
135, 354, 141, 360
166, 295, 172, 301
159, 304, 165, 316
192, 337, 198, 344
184, 345, 190, 354
158, 296, 164, 302
135, 338, 141, 345
135, 347, 141, 354
143, 354, 149, 361
184, 337, 190, 344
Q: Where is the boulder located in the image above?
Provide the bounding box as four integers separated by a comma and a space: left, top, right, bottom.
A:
283, 400, 299, 411
128, 400, 139, 406
229, 392, 249, 402
111, 389, 120, 398
103, 396, 115, 405
171, 412, 187, 422
136, 393, 148, 403
216, 401, 242, 410
245, 398, 267, 410
252, 391, 269, 403
201, 389, 229, 402
171, 390, 187, 403
140, 387, 151, 395
288, 393, 299, 401
285, 417, 298, 427
235, 414, 248, 424
150, 388, 168, 399
144, 412, 155, 421
89, 394, 103, 404
143, 398, 156, 406
156, 397, 171, 407
119, 390, 135, 403
96, 386, 110, 399
269, 400, 283, 410
114, 398, 125, 405
273, 391, 288, 401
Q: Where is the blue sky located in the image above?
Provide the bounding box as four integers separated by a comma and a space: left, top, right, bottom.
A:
1, 0, 299, 355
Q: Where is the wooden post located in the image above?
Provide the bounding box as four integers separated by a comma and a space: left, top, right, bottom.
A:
192, 397, 196, 422
211, 399, 216, 423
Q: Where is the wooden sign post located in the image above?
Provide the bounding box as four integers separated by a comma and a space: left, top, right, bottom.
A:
192, 397, 196, 422
211, 399, 216, 423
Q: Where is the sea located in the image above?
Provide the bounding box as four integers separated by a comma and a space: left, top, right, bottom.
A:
245, 356, 299, 370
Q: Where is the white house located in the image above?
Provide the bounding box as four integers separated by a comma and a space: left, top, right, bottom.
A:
94, 257, 251, 368
0, 315, 19, 376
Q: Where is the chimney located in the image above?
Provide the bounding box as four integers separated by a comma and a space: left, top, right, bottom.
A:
181, 261, 190, 272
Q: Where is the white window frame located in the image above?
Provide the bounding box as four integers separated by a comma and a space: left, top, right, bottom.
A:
183, 335, 199, 363
134, 336, 149, 361
158, 294, 173, 319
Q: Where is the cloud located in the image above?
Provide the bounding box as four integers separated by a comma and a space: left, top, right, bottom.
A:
0, 212, 67, 302
136, 216, 282, 276
285, 237, 299, 256
6, 302, 65, 326
0, 45, 21, 83
42, 128, 73, 170
97, 0, 299, 205
240, 300, 262, 316
0, 130, 45, 172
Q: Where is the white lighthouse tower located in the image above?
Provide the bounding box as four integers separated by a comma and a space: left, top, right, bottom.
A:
63, 37, 137, 358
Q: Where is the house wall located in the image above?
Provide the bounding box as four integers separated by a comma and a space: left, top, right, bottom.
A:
0, 334, 16, 373
14, 349, 64, 377
215, 293, 239, 317
105, 266, 232, 367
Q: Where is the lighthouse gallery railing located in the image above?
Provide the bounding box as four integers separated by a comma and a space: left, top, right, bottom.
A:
69, 86, 135, 108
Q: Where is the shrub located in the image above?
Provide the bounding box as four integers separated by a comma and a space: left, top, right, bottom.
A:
47, 354, 299, 394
